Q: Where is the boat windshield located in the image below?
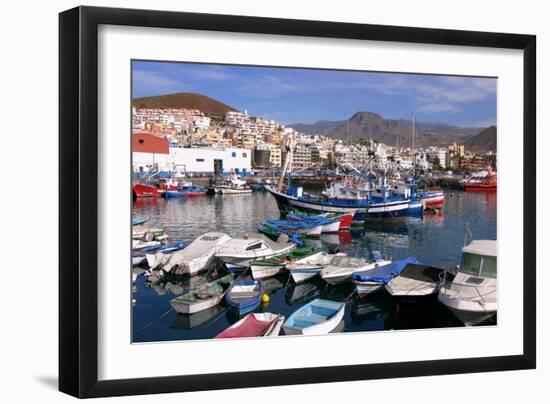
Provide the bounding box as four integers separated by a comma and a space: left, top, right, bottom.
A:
330, 256, 365, 267
460, 253, 497, 279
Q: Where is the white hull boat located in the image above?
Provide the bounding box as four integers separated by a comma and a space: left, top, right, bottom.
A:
385, 264, 447, 299
320, 254, 391, 285
163, 232, 232, 275
438, 240, 497, 325
250, 264, 285, 280
283, 299, 345, 335
215, 187, 253, 194
320, 220, 340, 233
169, 274, 234, 314
287, 252, 340, 283
215, 233, 296, 273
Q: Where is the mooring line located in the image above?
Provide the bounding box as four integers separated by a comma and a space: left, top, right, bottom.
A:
134, 307, 175, 335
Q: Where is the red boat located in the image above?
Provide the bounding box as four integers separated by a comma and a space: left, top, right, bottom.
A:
419, 189, 445, 208
133, 183, 161, 198
334, 213, 354, 230
215, 313, 284, 338
464, 168, 497, 191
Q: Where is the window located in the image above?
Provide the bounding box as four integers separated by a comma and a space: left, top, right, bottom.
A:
245, 242, 263, 251
231, 152, 236, 157
138, 139, 144, 144
480, 255, 497, 278
242, 153, 247, 158
196, 158, 205, 162
459, 253, 482, 276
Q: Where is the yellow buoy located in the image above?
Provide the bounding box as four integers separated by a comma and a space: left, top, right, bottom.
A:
261, 293, 270, 303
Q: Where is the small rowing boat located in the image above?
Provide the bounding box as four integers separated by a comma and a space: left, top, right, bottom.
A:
170, 274, 234, 314
215, 313, 284, 338
283, 299, 345, 335
225, 280, 264, 315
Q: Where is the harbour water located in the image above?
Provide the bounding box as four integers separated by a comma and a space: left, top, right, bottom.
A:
132, 189, 497, 343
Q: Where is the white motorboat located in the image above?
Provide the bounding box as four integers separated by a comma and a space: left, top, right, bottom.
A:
287, 251, 343, 283
162, 232, 232, 275
214, 233, 296, 272
169, 274, 234, 314
320, 253, 391, 285
438, 240, 497, 325
385, 263, 447, 299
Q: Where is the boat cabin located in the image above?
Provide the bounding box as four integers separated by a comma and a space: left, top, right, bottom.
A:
458, 240, 497, 280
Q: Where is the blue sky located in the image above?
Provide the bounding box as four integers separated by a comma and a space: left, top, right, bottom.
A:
132, 61, 497, 127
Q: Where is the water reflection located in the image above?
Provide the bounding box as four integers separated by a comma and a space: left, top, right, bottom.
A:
132, 190, 497, 342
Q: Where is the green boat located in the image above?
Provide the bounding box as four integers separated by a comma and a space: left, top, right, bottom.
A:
250, 247, 319, 280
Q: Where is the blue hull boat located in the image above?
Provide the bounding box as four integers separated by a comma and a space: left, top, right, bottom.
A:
132, 216, 149, 226
225, 280, 264, 315
165, 190, 187, 198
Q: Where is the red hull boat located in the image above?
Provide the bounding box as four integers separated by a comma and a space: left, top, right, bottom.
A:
133, 183, 160, 198
464, 168, 497, 192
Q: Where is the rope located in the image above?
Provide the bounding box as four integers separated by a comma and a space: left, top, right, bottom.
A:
134, 307, 175, 335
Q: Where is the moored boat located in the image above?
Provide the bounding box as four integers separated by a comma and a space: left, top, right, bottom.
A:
249, 247, 319, 280
385, 263, 449, 301
352, 256, 420, 296
214, 233, 296, 273
133, 183, 161, 198
438, 240, 497, 325
162, 232, 232, 275
170, 274, 234, 314
132, 216, 149, 226
283, 299, 345, 335
287, 251, 342, 283
215, 313, 284, 338
463, 168, 497, 191
225, 280, 264, 315
320, 252, 391, 285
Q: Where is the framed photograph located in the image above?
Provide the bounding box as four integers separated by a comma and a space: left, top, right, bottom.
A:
59, 6, 536, 398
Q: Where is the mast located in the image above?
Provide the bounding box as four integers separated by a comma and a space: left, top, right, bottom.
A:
277, 133, 293, 191
412, 112, 416, 173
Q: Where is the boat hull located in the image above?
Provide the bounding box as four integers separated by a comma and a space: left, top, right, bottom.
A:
250, 264, 285, 280
289, 268, 322, 283
170, 293, 224, 315
354, 282, 384, 296
438, 289, 497, 326
133, 183, 160, 198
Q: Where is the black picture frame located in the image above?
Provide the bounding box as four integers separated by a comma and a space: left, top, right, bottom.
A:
59, 5, 536, 398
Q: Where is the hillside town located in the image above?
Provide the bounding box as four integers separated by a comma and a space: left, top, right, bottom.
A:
132, 106, 496, 177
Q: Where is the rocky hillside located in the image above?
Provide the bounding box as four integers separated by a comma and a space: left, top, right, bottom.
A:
133, 92, 237, 117
463, 126, 497, 153
290, 111, 486, 149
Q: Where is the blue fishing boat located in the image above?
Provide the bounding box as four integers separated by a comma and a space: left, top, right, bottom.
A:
263, 219, 323, 237
225, 280, 264, 315
164, 189, 187, 198
283, 299, 345, 335
352, 256, 421, 296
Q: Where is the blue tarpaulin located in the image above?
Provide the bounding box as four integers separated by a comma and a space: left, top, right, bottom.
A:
352, 257, 421, 283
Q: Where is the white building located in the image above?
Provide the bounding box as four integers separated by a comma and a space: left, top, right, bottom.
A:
169, 146, 252, 175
